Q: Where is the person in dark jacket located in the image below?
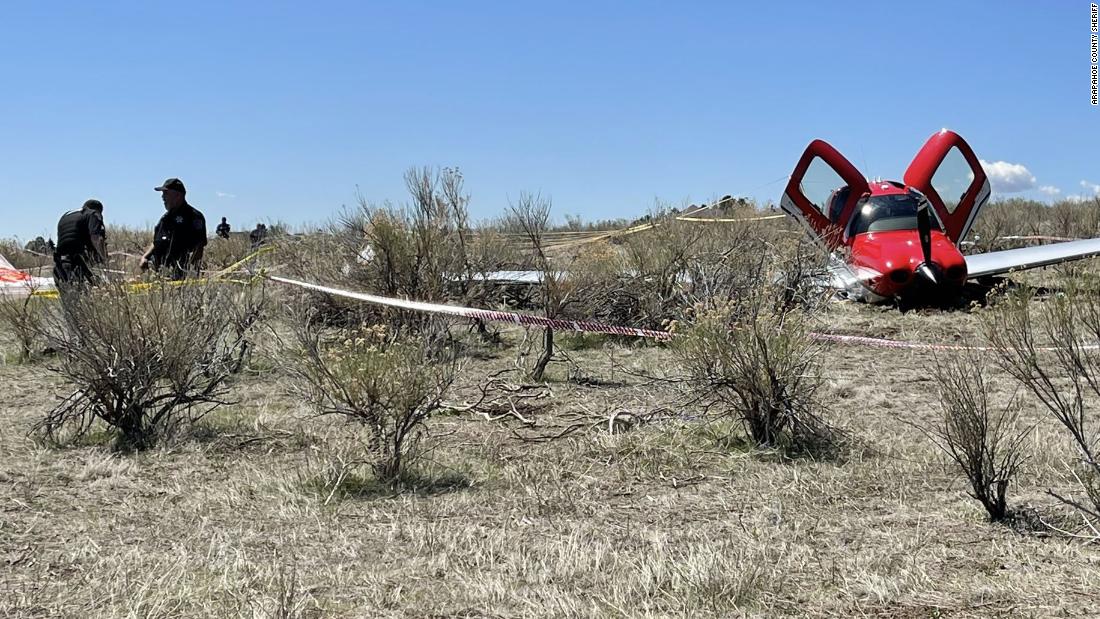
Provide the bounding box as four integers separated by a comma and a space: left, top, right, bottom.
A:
53, 199, 107, 287
140, 178, 207, 279
216, 217, 231, 239
248, 223, 267, 249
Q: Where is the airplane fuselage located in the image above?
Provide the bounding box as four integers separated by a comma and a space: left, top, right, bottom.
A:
785, 129, 1100, 305
835, 181, 969, 302
848, 228, 968, 300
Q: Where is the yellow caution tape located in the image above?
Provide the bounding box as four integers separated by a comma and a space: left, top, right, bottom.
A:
29, 246, 273, 300
209, 244, 275, 278
675, 214, 787, 223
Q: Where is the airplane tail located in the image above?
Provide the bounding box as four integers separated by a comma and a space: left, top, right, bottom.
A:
0, 253, 49, 293
0, 254, 30, 282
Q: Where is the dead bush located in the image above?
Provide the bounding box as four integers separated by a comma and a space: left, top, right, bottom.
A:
507, 192, 568, 381
1048, 197, 1100, 240
0, 238, 45, 270
550, 205, 775, 331
103, 225, 150, 255
282, 167, 516, 336
967, 199, 1046, 251
288, 317, 457, 484
667, 231, 838, 455
202, 235, 255, 271
270, 232, 368, 325
927, 352, 1029, 521
681, 227, 831, 322
966, 198, 1100, 252
613, 211, 706, 328
346, 167, 515, 303
0, 295, 49, 361
673, 299, 837, 455
32, 280, 264, 450
986, 284, 1100, 530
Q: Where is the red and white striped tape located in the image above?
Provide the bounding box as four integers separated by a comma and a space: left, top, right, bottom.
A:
269, 276, 1100, 352
268, 275, 674, 340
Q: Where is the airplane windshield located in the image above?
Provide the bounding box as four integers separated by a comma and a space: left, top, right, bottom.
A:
847, 193, 941, 235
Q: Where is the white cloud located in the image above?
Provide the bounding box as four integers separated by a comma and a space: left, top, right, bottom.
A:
1063, 181, 1100, 202
1038, 185, 1061, 197
979, 159, 1036, 193
215, 191, 237, 199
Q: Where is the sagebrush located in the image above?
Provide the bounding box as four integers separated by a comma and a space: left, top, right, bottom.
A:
33, 280, 264, 449
288, 317, 457, 484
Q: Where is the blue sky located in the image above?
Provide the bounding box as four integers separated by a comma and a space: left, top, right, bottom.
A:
1, 1, 1096, 241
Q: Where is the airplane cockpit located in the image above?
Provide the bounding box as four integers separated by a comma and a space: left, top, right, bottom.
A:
847, 191, 942, 236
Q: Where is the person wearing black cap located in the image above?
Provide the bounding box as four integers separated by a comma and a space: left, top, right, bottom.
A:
53, 199, 107, 287
216, 217, 231, 239
140, 178, 207, 279
249, 222, 267, 249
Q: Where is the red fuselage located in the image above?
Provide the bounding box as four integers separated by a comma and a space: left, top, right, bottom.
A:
849, 229, 968, 298
842, 183, 968, 300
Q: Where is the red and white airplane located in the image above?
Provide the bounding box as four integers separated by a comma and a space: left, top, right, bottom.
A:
780, 129, 1100, 302
0, 254, 53, 297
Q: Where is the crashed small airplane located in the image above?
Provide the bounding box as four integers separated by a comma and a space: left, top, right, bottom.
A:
0, 254, 53, 297
780, 129, 1100, 302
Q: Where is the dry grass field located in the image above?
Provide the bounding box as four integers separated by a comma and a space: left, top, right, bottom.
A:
3, 192, 1100, 617
2, 279, 1099, 618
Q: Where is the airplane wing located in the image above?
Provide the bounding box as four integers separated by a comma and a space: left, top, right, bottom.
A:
965, 238, 1100, 279
0, 277, 54, 297
471, 270, 547, 284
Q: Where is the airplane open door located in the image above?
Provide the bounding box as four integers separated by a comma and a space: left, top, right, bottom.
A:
903, 129, 990, 244
781, 140, 869, 249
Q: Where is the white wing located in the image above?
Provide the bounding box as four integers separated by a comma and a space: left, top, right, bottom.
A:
470, 270, 548, 284
0, 276, 55, 297
965, 238, 1100, 279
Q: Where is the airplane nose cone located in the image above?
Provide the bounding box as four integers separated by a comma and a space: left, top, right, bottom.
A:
850, 229, 967, 301
916, 263, 938, 285
913, 260, 966, 287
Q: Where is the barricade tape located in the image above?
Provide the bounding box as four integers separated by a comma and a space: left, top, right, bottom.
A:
544, 223, 657, 248
675, 214, 787, 223
11, 239, 1099, 352
492, 213, 785, 251
268, 275, 1100, 352
23, 246, 274, 299
29, 276, 256, 299
267, 275, 675, 340
209, 245, 275, 278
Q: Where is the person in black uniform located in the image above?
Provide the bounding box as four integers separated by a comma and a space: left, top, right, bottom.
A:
216, 217, 231, 239
248, 223, 267, 249
53, 199, 107, 287
140, 178, 207, 279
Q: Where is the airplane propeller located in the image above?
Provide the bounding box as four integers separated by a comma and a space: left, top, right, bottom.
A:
915, 197, 937, 285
